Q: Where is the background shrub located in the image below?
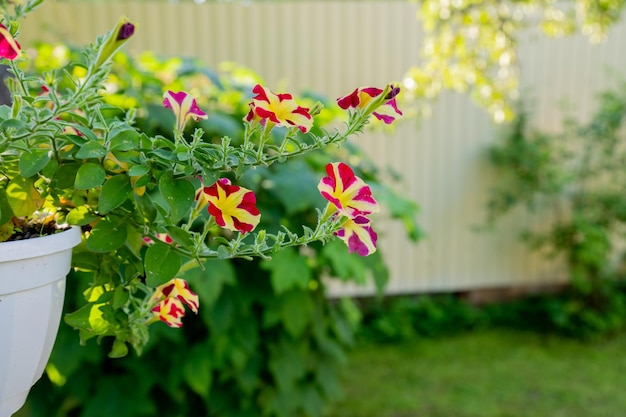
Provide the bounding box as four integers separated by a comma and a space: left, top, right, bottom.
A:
17, 45, 420, 417
486, 84, 626, 339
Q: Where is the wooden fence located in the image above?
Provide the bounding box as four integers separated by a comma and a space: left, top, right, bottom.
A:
19, 1, 626, 295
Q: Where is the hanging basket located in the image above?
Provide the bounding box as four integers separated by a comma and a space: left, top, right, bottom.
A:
0, 226, 82, 417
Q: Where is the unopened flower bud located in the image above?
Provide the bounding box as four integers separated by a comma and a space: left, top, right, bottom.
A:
94, 16, 135, 68
308, 101, 324, 117
385, 85, 401, 100
11, 94, 21, 118
116, 21, 135, 41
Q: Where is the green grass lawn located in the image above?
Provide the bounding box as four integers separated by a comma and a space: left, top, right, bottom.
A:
331, 329, 626, 417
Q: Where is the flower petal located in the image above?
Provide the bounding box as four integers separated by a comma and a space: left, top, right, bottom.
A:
318, 162, 379, 217
250, 84, 313, 133
163, 90, 208, 132
151, 297, 186, 328
335, 215, 378, 256
203, 178, 261, 234
337, 87, 383, 110
153, 278, 199, 313
373, 97, 403, 124
337, 86, 402, 124
0, 23, 20, 60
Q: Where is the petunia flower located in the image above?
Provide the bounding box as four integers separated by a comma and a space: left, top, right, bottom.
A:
163, 90, 208, 133
335, 215, 378, 256
202, 178, 261, 234
318, 162, 379, 218
151, 297, 186, 328
0, 23, 21, 60
337, 86, 402, 124
152, 278, 199, 314
247, 84, 313, 133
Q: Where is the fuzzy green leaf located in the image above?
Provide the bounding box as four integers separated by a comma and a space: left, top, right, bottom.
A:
183, 345, 213, 395
109, 128, 140, 151
145, 243, 181, 287
75, 141, 106, 159
86, 217, 127, 252
158, 173, 195, 223
280, 289, 314, 338
108, 339, 129, 358
19, 148, 50, 178
66, 205, 99, 226
5, 176, 43, 216
75, 162, 106, 190
99, 175, 132, 214
261, 248, 311, 294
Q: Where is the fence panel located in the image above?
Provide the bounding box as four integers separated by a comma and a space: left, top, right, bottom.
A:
20, 1, 626, 295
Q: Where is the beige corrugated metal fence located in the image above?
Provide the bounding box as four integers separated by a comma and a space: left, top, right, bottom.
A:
19, 1, 626, 295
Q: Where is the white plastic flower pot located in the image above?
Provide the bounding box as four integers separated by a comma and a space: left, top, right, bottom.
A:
0, 226, 82, 417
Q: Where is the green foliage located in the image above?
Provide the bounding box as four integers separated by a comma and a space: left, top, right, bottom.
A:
0, 8, 408, 355
358, 294, 484, 343
16, 43, 420, 417
487, 82, 626, 338
356, 283, 626, 344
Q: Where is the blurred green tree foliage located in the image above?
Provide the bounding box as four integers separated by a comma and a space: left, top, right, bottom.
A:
405, 0, 625, 122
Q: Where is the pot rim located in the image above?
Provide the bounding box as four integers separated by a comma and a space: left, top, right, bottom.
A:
0, 226, 82, 263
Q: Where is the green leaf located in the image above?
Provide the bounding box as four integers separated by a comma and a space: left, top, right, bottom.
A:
72, 124, 99, 142
66, 206, 99, 226
260, 248, 312, 294
64, 303, 108, 339
268, 338, 307, 390
75, 162, 106, 190
164, 225, 195, 247
112, 286, 130, 309
71, 251, 101, 271
41, 157, 58, 178
109, 128, 140, 151
75, 141, 107, 159
0, 118, 27, 130
0, 104, 10, 119
64, 303, 93, 330
158, 173, 195, 222
183, 344, 213, 396
321, 240, 367, 284
145, 243, 181, 287
301, 386, 324, 417
108, 339, 129, 358
134, 193, 157, 224
19, 149, 50, 178
5, 176, 43, 216
99, 175, 132, 214
0, 188, 14, 225
128, 164, 149, 177
86, 217, 127, 252
52, 163, 81, 189
280, 289, 314, 338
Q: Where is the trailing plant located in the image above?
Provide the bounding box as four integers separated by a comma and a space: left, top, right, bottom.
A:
0, 0, 411, 357
486, 83, 626, 338
15, 39, 420, 417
